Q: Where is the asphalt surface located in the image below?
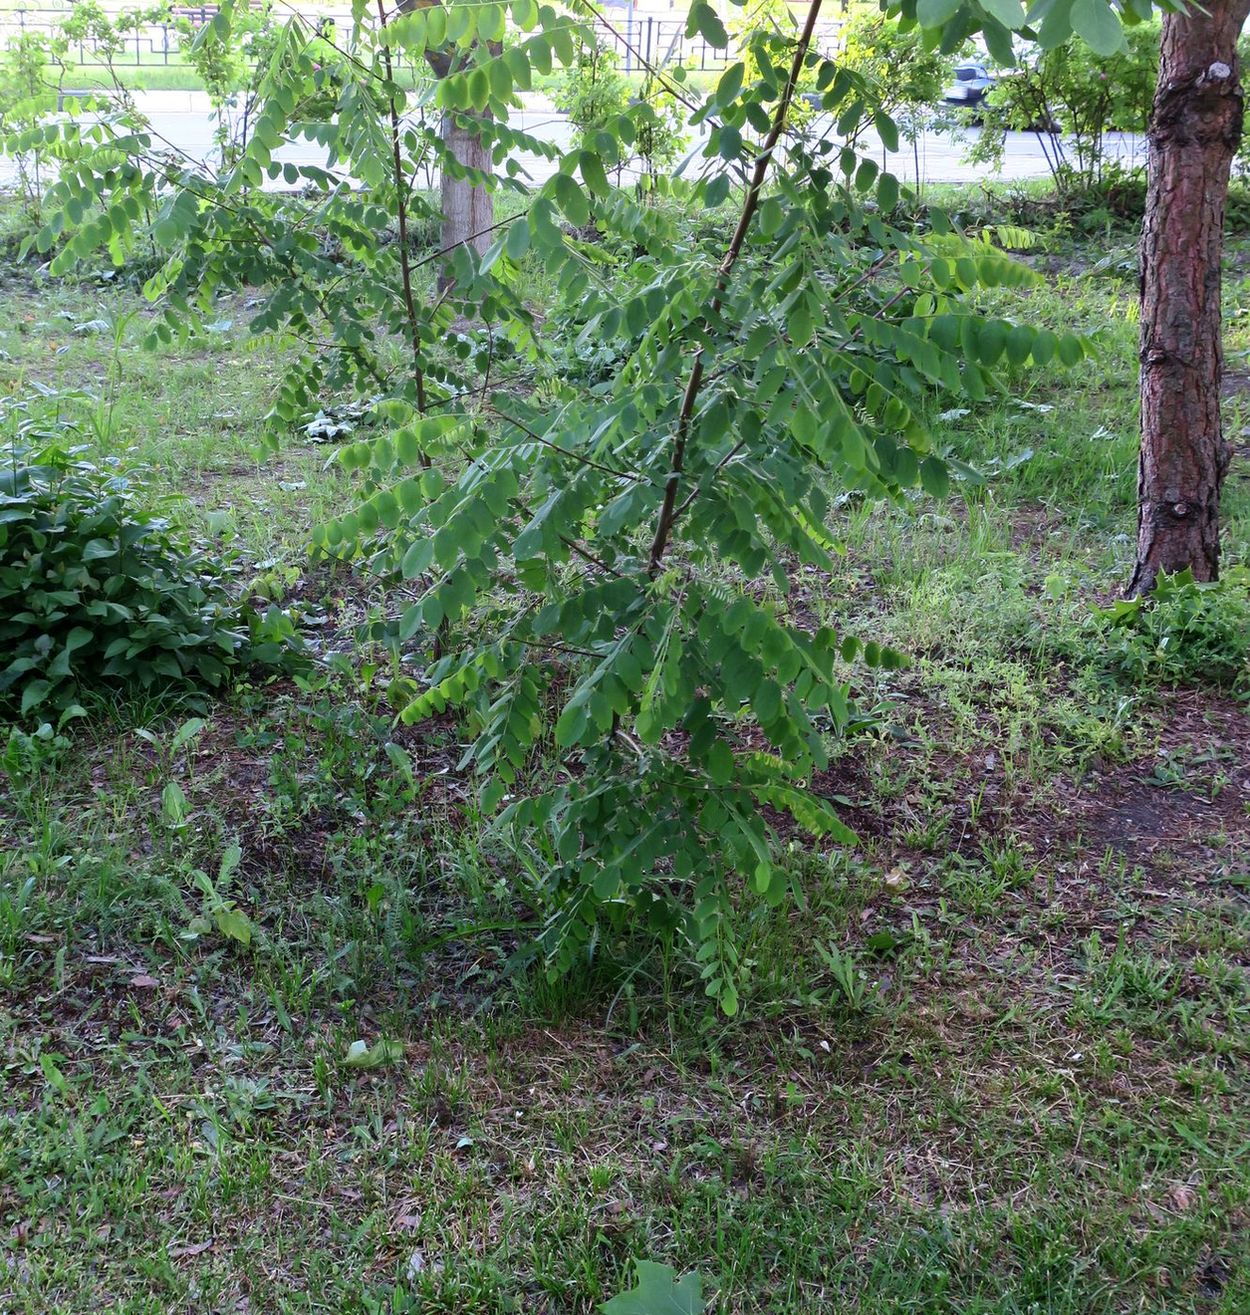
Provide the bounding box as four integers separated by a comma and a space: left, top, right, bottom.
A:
1, 90, 1147, 191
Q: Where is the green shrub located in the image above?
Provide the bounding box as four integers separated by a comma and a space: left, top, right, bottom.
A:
968, 25, 1160, 192
552, 40, 631, 150
838, 3, 953, 138
31, 1, 1093, 1011
0, 32, 57, 214
0, 441, 297, 720
1088, 568, 1250, 692
630, 72, 687, 190
552, 40, 684, 190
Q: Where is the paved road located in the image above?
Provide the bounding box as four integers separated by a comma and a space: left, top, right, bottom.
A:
1, 89, 1147, 191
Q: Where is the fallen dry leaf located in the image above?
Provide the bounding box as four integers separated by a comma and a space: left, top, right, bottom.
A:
1167, 1184, 1196, 1213
168, 1238, 214, 1259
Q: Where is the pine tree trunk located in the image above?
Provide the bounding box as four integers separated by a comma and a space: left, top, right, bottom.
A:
1130, 1, 1250, 594
438, 111, 494, 293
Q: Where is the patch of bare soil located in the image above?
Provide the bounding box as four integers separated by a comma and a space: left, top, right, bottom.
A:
791, 684, 1249, 1000
1051, 692, 1248, 865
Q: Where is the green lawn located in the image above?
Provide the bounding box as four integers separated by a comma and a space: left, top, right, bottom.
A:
56, 59, 208, 93
0, 202, 1248, 1313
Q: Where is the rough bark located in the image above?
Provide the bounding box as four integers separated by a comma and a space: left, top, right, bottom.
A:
397, 1, 495, 289
437, 110, 494, 292
1131, 1, 1250, 594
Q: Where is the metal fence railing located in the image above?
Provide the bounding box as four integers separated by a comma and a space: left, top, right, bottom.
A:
589, 15, 843, 73
3, 8, 190, 66
0, 5, 842, 73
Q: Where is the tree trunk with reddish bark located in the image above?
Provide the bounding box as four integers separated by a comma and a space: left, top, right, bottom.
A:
1131, 1, 1250, 594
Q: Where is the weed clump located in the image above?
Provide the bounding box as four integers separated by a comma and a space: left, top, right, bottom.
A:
1085, 567, 1250, 692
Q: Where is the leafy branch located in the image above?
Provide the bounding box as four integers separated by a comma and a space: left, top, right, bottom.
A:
647, 0, 825, 576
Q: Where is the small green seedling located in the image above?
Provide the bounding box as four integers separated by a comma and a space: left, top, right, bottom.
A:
185, 845, 254, 947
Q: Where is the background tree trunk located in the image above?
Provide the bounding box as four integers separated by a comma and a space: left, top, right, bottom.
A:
438, 110, 494, 293
398, 1, 495, 289
1130, 1, 1250, 594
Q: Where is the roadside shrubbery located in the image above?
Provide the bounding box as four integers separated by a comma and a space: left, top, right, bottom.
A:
553, 38, 685, 192
967, 24, 1160, 192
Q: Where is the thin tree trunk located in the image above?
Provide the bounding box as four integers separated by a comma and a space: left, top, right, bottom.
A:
1131, 1, 1250, 594
438, 110, 494, 292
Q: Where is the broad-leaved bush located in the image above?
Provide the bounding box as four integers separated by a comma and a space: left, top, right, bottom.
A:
0, 437, 298, 719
